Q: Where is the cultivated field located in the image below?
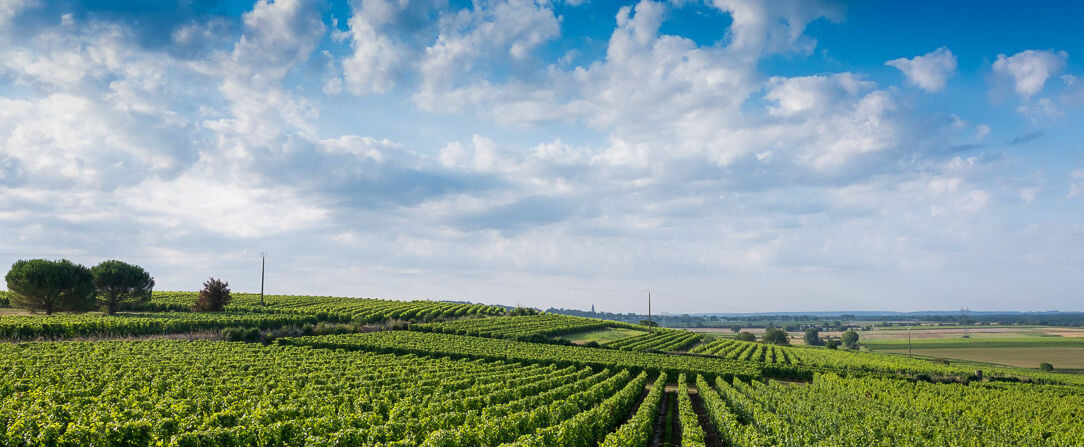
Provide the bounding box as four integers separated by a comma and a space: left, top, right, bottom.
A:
879, 347, 1084, 369
0, 291, 1082, 446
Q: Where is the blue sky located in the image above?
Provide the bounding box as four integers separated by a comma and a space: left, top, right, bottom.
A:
1, 0, 1082, 313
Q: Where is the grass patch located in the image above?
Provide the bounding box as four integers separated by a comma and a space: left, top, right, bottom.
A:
557, 327, 647, 345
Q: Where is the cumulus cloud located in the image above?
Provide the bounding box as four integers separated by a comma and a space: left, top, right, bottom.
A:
885, 47, 957, 92
3, 0, 1079, 310
992, 49, 1068, 99
707, 0, 843, 55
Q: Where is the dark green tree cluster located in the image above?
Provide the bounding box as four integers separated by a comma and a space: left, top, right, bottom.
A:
91, 260, 155, 314
5, 259, 155, 315
803, 328, 824, 346
763, 327, 790, 345
841, 330, 860, 349
735, 331, 757, 342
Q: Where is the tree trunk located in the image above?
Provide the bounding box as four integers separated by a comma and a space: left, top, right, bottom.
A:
107, 299, 117, 315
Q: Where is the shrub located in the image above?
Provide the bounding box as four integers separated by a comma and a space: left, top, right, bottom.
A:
1040, 362, 1054, 372
193, 278, 231, 312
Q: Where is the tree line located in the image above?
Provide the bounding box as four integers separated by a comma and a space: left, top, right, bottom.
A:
4, 259, 233, 314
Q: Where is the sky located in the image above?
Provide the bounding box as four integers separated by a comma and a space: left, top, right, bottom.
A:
1, 0, 1082, 314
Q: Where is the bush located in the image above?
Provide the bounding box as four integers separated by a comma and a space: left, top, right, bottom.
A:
221, 327, 261, 343
193, 278, 231, 312
825, 339, 839, 350
736, 331, 756, 342
1040, 362, 1054, 372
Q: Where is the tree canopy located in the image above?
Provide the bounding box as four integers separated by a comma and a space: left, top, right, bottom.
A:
91, 260, 155, 315
841, 330, 860, 349
736, 331, 757, 342
193, 278, 231, 312
763, 327, 790, 345
5, 259, 95, 315
803, 328, 823, 346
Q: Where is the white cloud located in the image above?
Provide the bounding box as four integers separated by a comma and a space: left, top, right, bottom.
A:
992, 49, 1068, 99
885, 47, 957, 92
1068, 170, 1084, 200
414, 0, 561, 110
707, 0, 842, 55
0, 0, 36, 30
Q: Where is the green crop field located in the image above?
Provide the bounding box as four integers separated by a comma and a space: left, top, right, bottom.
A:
880, 347, 1084, 370
557, 326, 646, 344
0, 291, 1082, 446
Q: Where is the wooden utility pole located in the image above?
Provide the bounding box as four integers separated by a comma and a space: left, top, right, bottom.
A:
260, 252, 266, 307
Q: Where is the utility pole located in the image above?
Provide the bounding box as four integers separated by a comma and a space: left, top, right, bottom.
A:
259, 252, 266, 307
647, 290, 652, 333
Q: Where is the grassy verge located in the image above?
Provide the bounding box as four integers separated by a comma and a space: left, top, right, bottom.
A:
557, 327, 647, 344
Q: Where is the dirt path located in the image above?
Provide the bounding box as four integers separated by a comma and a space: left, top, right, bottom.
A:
651, 390, 679, 447
689, 386, 725, 447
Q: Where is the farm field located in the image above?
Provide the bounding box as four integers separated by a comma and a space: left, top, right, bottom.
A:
879, 347, 1084, 369
0, 291, 1082, 445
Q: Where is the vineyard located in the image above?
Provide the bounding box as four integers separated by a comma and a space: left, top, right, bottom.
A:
276, 331, 765, 381
138, 292, 506, 323
603, 329, 702, 352
687, 338, 1082, 384
0, 291, 1082, 446
0, 312, 320, 340
411, 314, 629, 340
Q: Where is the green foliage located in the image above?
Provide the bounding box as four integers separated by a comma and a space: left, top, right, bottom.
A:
90, 260, 155, 314
825, 339, 839, 350
803, 328, 823, 346
0, 340, 641, 446
763, 327, 790, 346
600, 373, 666, 447
736, 331, 757, 342
701, 373, 1084, 445
0, 312, 319, 340
142, 291, 506, 323
603, 328, 701, 352
508, 306, 538, 316
192, 278, 231, 312
5, 259, 95, 314
1039, 362, 1054, 372
221, 326, 261, 342
413, 314, 630, 341
677, 374, 706, 447
841, 330, 860, 349
278, 331, 763, 381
